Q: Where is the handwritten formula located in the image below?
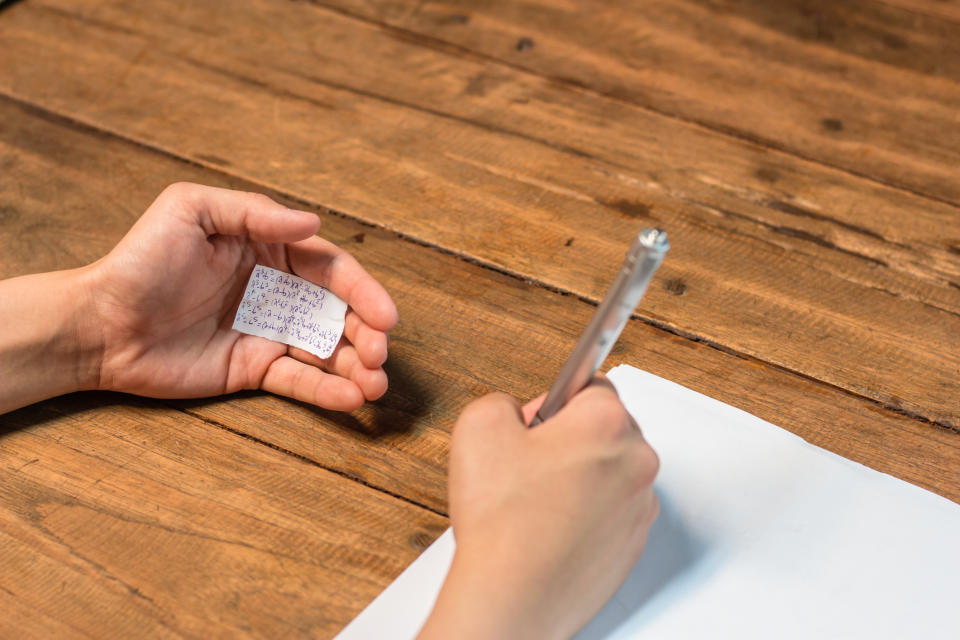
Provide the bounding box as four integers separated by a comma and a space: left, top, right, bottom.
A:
232, 264, 347, 359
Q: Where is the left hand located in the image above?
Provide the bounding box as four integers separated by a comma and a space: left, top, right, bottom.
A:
86, 182, 398, 410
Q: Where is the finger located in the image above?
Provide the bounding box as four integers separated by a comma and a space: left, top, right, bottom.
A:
457, 392, 527, 437
637, 490, 660, 534
521, 393, 546, 426
323, 343, 389, 401
570, 375, 622, 410
629, 491, 660, 562
261, 355, 365, 411
285, 342, 389, 402
646, 491, 661, 527
287, 236, 398, 332
584, 374, 618, 395
588, 375, 643, 435
345, 311, 389, 369
536, 375, 620, 423
163, 182, 320, 243
560, 376, 633, 438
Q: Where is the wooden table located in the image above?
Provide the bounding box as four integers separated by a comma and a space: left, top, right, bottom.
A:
1, 0, 957, 636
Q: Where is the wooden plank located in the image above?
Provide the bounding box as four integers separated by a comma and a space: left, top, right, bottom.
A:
312, 0, 960, 207
0, 1, 957, 427
870, 0, 960, 24
0, 395, 447, 638
16, 0, 959, 304
1, 96, 957, 514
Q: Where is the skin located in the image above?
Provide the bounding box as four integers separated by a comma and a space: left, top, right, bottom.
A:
0, 183, 660, 639
0, 182, 397, 414
419, 384, 659, 640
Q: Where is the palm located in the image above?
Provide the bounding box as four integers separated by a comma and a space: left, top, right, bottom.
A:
92, 184, 397, 411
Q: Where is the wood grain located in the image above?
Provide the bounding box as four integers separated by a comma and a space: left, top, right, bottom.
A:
2, 96, 957, 517
313, 0, 960, 206
0, 0, 957, 428
0, 394, 447, 639
874, 0, 960, 23
2, 1, 958, 636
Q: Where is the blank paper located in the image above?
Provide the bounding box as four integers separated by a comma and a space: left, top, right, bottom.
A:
337, 365, 960, 639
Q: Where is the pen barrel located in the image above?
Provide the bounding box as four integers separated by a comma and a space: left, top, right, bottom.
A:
530, 229, 669, 426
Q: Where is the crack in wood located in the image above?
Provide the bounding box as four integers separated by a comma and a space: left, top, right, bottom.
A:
684, 199, 960, 320
0, 86, 952, 439
761, 198, 892, 244
296, 0, 960, 212
178, 406, 450, 518
767, 224, 889, 267
873, 0, 960, 26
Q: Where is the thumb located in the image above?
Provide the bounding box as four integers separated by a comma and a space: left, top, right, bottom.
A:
161, 182, 320, 243
454, 392, 527, 443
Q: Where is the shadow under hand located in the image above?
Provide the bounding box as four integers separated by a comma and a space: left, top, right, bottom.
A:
0, 0, 27, 15
0, 391, 151, 438
575, 490, 718, 639
285, 356, 435, 439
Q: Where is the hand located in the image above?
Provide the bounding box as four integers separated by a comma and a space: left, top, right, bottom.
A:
85, 182, 398, 409
419, 380, 660, 640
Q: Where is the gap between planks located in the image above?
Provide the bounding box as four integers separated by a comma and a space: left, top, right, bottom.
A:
177, 404, 450, 519
301, 0, 960, 212
1, 91, 954, 437
23, 1, 960, 316
29, 0, 960, 213
873, 0, 960, 26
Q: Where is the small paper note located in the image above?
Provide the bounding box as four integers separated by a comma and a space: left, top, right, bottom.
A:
232, 264, 347, 359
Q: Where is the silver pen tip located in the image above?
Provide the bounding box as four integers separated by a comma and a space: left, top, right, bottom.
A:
637, 228, 669, 251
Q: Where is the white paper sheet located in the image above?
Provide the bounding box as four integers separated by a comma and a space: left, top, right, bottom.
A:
232, 264, 347, 359
337, 365, 960, 639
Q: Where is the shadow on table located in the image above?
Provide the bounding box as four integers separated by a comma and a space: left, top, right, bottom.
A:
177, 355, 434, 440
292, 356, 434, 438
1, 355, 433, 442
0, 391, 145, 437
0, 0, 27, 15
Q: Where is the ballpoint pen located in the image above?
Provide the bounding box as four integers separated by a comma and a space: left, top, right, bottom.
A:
529, 228, 669, 426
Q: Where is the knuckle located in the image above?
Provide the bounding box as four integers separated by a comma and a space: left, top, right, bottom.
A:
584, 380, 620, 403
244, 191, 275, 208
631, 443, 660, 486
596, 417, 629, 442
477, 391, 515, 413
157, 182, 204, 214
585, 392, 629, 439
649, 492, 661, 523
160, 181, 197, 201
457, 393, 512, 429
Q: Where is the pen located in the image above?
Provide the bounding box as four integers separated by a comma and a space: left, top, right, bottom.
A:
529, 228, 670, 426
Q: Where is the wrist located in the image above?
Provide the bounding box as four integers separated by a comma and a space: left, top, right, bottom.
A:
419, 546, 565, 640
72, 264, 107, 391
0, 266, 104, 413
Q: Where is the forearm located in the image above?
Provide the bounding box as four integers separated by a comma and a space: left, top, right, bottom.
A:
0, 267, 102, 414
418, 550, 565, 640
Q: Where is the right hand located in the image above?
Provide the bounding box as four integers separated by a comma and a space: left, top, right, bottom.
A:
420, 379, 660, 640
